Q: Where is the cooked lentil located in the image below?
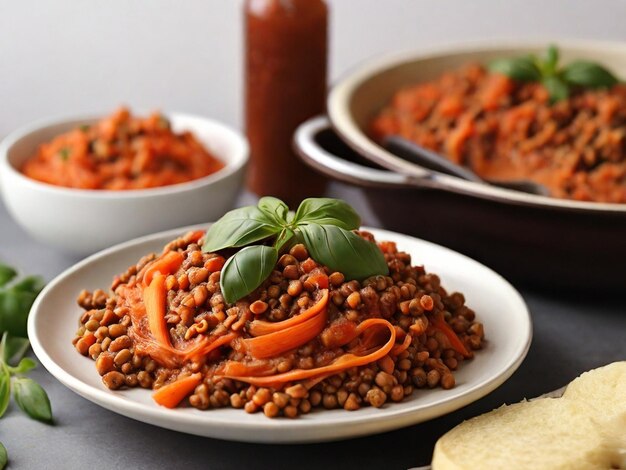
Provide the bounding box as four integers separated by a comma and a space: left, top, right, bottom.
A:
73, 230, 485, 418
370, 63, 626, 202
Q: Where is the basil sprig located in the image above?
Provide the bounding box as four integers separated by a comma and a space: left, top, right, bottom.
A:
489, 45, 619, 103
0, 263, 45, 338
0, 332, 53, 425
203, 197, 388, 303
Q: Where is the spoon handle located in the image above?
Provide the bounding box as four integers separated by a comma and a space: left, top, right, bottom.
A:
384, 136, 483, 183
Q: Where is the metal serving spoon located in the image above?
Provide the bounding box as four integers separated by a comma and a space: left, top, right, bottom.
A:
384, 136, 550, 196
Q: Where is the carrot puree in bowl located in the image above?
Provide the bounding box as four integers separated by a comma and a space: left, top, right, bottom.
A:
21, 107, 224, 190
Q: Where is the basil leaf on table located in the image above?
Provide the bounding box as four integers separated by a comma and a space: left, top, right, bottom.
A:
299, 224, 388, 281
202, 206, 282, 253
220, 246, 278, 304
562, 61, 619, 89
0, 288, 38, 338
0, 367, 10, 419
488, 56, 542, 82
8, 357, 36, 375
257, 196, 289, 225
12, 377, 53, 423
11, 276, 45, 294
0, 265, 17, 288
2, 336, 30, 366
542, 76, 570, 103
0, 441, 6, 470
294, 198, 361, 230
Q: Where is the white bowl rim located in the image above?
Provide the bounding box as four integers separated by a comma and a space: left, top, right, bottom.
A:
328, 37, 626, 214
0, 111, 249, 199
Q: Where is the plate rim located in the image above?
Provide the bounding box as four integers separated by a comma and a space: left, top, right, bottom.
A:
28, 225, 532, 443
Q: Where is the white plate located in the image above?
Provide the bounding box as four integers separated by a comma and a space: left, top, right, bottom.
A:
28, 226, 532, 443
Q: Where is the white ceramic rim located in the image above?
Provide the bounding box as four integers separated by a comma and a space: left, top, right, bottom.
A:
28, 225, 532, 443
328, 37, 626, 213
0, 112, 249, 199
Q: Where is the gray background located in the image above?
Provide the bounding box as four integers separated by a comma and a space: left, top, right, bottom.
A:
3, 0, 626, 137
2, 1, 626, 469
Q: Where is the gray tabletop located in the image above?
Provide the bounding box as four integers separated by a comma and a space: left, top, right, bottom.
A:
1, 185, 625, 470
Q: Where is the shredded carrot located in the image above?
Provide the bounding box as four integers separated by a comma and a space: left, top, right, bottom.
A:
243, 308, 327, 359
185, 230, 205, 245
204, 256, 225, 272
153, 373, 202, 408
306, 271, 329, 289
223, 318, 397, 386
143, 273, 172, 348
248, 289, 329, 336
431, 315, 471, 358
390, 333, 412, 356
142, 251, 184, 287
181, 332, 238, 362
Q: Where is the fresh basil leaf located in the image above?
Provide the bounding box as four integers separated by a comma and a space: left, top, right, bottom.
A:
542, 76, 569, 103
220, 246, 278, 303
0, 265, 17, 288
0, 441, 6, 470
0, 288, 38, 338
294, 198, 361, 230
11, 276, 45, 295
562, 60, 619, 89
12, 377, 53, 423
488, 56, 542, 82
8, 357, 36, 375
0, 367, 9, 419
257, 197, 289, 226
202, 206, 282, 253
299, 224, 388, 281
274, 228, 295, 252
544, 45, 559, 74
2, 336, 30, 366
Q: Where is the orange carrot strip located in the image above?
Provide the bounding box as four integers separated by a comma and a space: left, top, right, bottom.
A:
143, 273, 172, 348
181, 332, 238, 362
431, 316, 471, 358
390, 333, 412, 356
186, 230, 205, 245
224, 318, 396, 386
243, 308, 327, 359
142, 251, 184, 287
153, 373, 202, 408
204, 256, 225, 272
306, 271, 329, 289
248, 289, 329, 336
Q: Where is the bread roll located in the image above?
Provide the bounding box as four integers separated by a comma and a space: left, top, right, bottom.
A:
432, 362, 626, 470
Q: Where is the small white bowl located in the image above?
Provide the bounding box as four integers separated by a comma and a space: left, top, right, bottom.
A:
0, 113, 248, 255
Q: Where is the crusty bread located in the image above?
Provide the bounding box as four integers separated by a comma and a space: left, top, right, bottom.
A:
432, 362, 626, 470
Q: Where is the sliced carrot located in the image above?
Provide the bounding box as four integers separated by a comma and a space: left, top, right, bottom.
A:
181, 332, 238, 362
243, 307, 327, 359
204, 256, 225, 272
390, 332, 412, 356
153, 373, 202, 408
306, 271, 329, 289
248, 289, 329, 336
431, 315, 471, 358
223, 318, 397, 386
186, 230, 205, 245
143, 273, 172, 347
142, 251, 184, 287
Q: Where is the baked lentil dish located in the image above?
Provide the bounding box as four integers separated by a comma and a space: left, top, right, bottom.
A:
370, 59, 626, 203
72, 198, 484, 418
22, 107, 224, 190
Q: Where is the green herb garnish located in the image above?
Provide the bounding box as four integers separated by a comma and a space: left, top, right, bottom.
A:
489, 44, 619, 103
58, 147, 71, 161
0, 332, 52, 424
0, 441, 6, 469
0, 263, 44, 338
203, 197, 388, 303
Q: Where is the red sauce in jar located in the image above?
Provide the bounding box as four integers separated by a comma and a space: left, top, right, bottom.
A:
245, 0, 328, 206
